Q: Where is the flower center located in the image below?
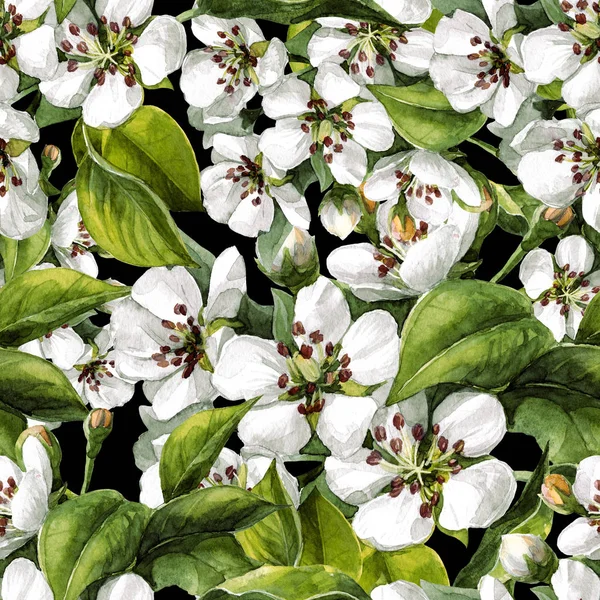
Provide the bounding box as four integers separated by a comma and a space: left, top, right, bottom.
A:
61, 16, 139, 87
0, 2, 22, 63
368, 415, 465, 519
156, 303, 211, 379
338, 21, 408, 79
467, 36, 513, 89
226, 154, 266, 207
540, 263, 599, 314
77, 357, 117, 393
0, 139, 22, 198
0, 475, 18, 536
558, 1, 600, 60
203, 25, 258, 94
70, 220, 94, 257
276, 320, 353, 414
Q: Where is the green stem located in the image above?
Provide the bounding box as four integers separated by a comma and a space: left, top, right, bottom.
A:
490, 245, 527, 284
80, 455, 96, 495
466, 137, 499, 158
514, 470, 532, 483
176, 8, 202, 22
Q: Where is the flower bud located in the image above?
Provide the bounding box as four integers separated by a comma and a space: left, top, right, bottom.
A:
42, 145, 60, 162
84, 409, 113, 459
499, 534, 558, 583
541, 473, 580, 515
543, 206, 574, 228
319, 186, 362, 240
16, 425, 62, 490
256, 213, 319, 293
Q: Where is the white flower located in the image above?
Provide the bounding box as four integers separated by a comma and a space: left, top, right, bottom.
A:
371, 579, 429, 600
140, 442, 299, 509
551, 559, 600, 600
499, 534, 554, 579
324, 390, 516, 551
513, 111, 600, 232
0, 0, 59, 102
51, 191, 97, 277
64, 326, 135, 410
327, 150, 480, 300
557, 455, 600, 559
319, 191, 362, 240
1, 559, 154, 600
19, 324, 85, 371
258, 63, 395, 186
522, 3, 600, 116
429, 0, 535, 127
180, 17, 287, 123
201, 133, 309, 237
307, 20, 433, 84
213, 277, 400, 459
519, 236, 600, 341
0, 437, 52, 559
112, 248, 246, 421
0, 104, 47, 240
39, 0, 186, 128
478, 576, 512, 600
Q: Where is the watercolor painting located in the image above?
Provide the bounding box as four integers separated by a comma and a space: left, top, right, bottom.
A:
0, 0, 599, 598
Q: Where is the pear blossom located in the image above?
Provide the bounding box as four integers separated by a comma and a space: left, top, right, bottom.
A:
551, 559, 600, 600
1, 559, 154, 600
429, 0, 535, 127
213, 277, 400, 459
0, 0, 58, 102
19, 324, 85, 371
371, 580, 429, 600
180, 16, 287, 123
327, 150, 480, 300
201, 133, 309, 237
307, 19, 434, 84
39, 0, 187, 128
112, 248, 246, 421
319, 187, 363, 240
258, 63, 395, 186
556, 455, 600, 559
64, 326, 135, 410
512, 110, 600, 232
324, 390, 516, 550
519, 236, 600, 341
0, 437, 52, 559
499, 534, 556, 581
140, 440, 299, 509
0, 104, 47, 240
51, 191, 97, 277
522, 1, 600, 116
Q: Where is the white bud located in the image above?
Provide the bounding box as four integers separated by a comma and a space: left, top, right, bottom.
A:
499, 534, 553, 579
272, 227, 315, 271
320, 196, 362, 240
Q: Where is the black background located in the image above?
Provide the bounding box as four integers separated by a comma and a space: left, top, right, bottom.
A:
24, 1, 570, 597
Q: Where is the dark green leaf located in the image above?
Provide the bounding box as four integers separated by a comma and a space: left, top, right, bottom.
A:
310, 152, 334, 192
0, 268, 130, 346
238, 295, 275, 339
272, 289, 297, 351
36, 97, 81, 128
540, 0, 572, 23
0, 402, 26, 461
431, 0, 487, 20
369, 82, 487, 152
576, 294, 600, 345
159, 400, 258, 501
54, 0, 78, 22
388, 280, 555, 403
0, 349, 88, 421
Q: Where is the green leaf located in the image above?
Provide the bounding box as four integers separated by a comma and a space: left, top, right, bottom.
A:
135, 533, 258, 596
54, 0, 77, 22
194, 0, 401, 25
200, 565, 371, 600
420, 582, 480, 600
159, 400, 259, 501
0, 402, 26, 461
236, 462, 303, 567
0, 268, 130, 346
388, 280, 555, 403
297, 489, 360, 578
576, 294, 600, 344
272, 289, 296, 351
139, 486, 281, 557
455, 447, 550, 587
299, 471, 357, 518
39, 490, 151, 600
515, 1, 552, 30
431, 0, 487, 21
500, 345, 600, 463
540, 0, 572, 23
536, 80, 563, 101
76, 108, 202, 211
532, 587, 559, 600
76, 156, 193, 267
0, 349, 88, 421
310, 151, 334, 192
238, 295, 275, 339
36, 96, 82, 128
359, 545, 449, 593
368, 82, 487, 152
0, 221, 51, 283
